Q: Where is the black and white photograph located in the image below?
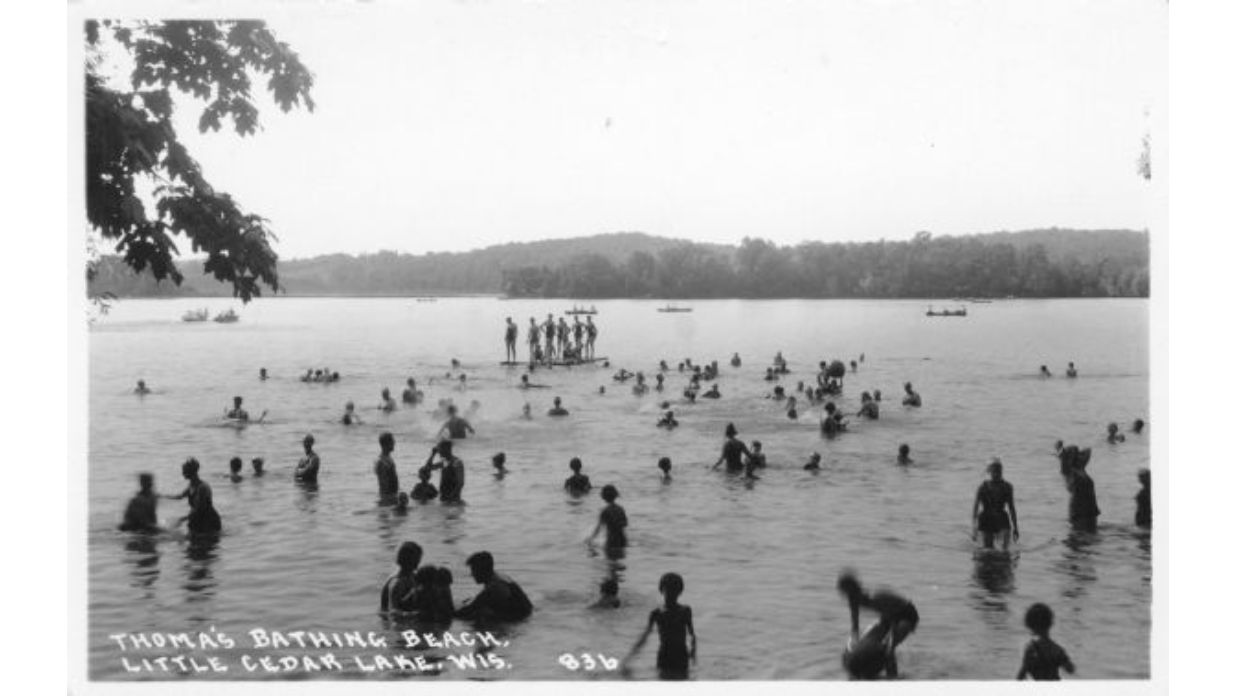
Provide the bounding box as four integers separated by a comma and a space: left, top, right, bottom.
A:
67, 0, 1170, 689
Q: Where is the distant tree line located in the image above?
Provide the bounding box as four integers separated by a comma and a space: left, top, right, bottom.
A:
502, 232, 1149, 299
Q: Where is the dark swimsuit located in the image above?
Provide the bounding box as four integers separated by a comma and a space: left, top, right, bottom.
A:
976, 480, 1013, 533
652, 605, 692, 674
185, 481, 221, 534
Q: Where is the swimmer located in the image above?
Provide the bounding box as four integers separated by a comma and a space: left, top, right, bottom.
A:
786, 397, 798, 420
598, 385, 606, 395
857, 392, 879, 420
402, 377, 421, 404
410, 466, 438, 501
295, 434, 320, 484
712, 423, 752, 473
1132, 418, 1145, 434
730, 353, 741, 367
564, 457, 592, 495
225, 395, 249, 421
632, 372, 648, 395
259, 368, 268, 381
521, 402, 533, 419
456, 373, 468, 391
504, 317, 519, 363
118, 472, 160, 532
379, 541, 422, 613
658, 457, 672, 482
1135, 469, 1151, 528
821, 402, 847, 438
873, 389, 882, 402
543, 314, 557, 361
520, 374, 549, 389
1039, 365, 1052, 378
164, 458, 221, 534
394, 492, 410, 513
701, 384, 720, 399
803, 452, 822, 471
1054, 440, 1064, 456
1017, 603, 1075, 680
1106, 422, 1125, 443
374, 432, 399, 501
587, 484, 628, 549
744, 441, 765, 479
655, 373, 665, 391
547, 396, 570, 417
657, 410, 679, 429
659, 359, 670, 372
437, 404, 475, 440
770, 385, 786, 401
455, 551, 534, 622
837, 571, 919, 679
896, 444, 913, 465
1065, 362, 1077, 378
451, 358, 461, 370
764, 367, 777, 382
1064, 449, 1100, 531
251, 457, 264, 477
466, 399, 481, 417
901, 382, 921, 407
623, 572, 696, 680
134, 379, 150, 395
425, 440, 465, 503
590, 578, 621, 609
379, 388, 397, 413
228, 456, 243, 483
850, 360, 858, 373
972, 458, 1019, 550
492, 452, 507, 478
341, 401, 362, 426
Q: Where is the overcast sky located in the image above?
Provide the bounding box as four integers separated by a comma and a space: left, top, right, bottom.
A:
92, 0, 1164, 259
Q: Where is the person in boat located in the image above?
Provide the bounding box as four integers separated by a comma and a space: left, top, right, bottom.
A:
896, 444, 913, 466
373, 432, 399, 502
295, 434, 320, 484
837, 571, 919, 680
658, 457, 673, 482
227, 457, 244, 483
410, 466, 438, 501
1065, 362, 1077, 378
119, 473, 160, 532
341, 401, 362, 426
226, 396, 249, 421
165, 458, 222, 534
857, 392, 880, 420
657, 410, 679, 429
1039, 365, 1052, 378
1017, 603, 1075, 681
585, 316, 598, 360
438, 404, 475, 440
901, 382, 922, 407
379, 388, 397, 412
786, 397, 799, 420
1135, 469, 1151, 528
1131, 418, 1146, 434
564, 457, 592, 495
712, 423, 752, 473
491, 452, 508, 479
425, 440, 465, 503
504, 317, 519, 363
135, 380, 151, 395
251, 457, 265, 477
803, 452, 822, 471
972, 458, 1019, 550
527, 317, 542, 364
623, 572, 697, 680
548, 396, 570, 417
731, 353, 741, 367
455, 551, 533, 622
588, 484, 629, 550
1106, 422, 1125, 443
379, 541, 422, 613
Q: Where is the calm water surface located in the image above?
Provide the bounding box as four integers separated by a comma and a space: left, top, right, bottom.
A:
87, 298, 1150, 680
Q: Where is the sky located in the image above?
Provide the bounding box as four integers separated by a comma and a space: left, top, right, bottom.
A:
88, 0, 1165, 259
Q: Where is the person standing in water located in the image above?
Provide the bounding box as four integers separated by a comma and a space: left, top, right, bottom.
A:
901, 383, 921, 407
438, 404, 475, 440
379, 541, 423, 613
547, 396, 570, 416
226, 396, 249, 421
972, 459, 1019, 550
564, 457, 592, 495
623, 572, 697, 680
504, 317, 518, 363
1135, 469, 1151, 528
295, 434, 320, 484
1065, 362, 1078, 378
588, 484, 628, 550
135, 380, 151, 395
455, 551, 534, 622
425, 440, 465, 503
837, 571, 919, 680
373, 432, 399, 502
119, 473, 160, 532
711, 423, 752, 473
341, 401, 362, 426
896, 444, 913, 465
1016, 603, 1075, 680
658, 457, 673, 482
164, 458, 222, 534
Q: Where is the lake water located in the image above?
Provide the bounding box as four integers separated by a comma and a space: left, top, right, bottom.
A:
86, 297, 1150, 680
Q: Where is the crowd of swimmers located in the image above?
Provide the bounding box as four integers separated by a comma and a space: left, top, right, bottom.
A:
123, 349, 1149, 681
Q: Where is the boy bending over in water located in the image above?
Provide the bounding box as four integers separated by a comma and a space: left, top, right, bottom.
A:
624, 572, 696, 680
837, 571, 919, 679
1017, 603, 1075, 680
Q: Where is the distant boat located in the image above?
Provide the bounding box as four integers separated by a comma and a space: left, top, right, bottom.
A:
213, 308, 239, 323
926, 305, 967, 317
181, 308, 209, 322
415, 297, 438, 303
565, 305, 598, 315
657, 304, 693, 313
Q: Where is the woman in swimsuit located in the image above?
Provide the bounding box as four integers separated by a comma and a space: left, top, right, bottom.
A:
165, 458, 222, 534
972, 459, 1019, 550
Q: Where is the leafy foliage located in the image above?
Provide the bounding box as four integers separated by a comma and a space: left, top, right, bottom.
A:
85, 20, 314, 301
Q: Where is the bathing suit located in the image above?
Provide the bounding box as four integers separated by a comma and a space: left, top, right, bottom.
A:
976, 479, 1014, 533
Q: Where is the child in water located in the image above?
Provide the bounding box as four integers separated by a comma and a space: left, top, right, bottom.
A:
1106, 422, 1125, 443
658, 457, 672, 482
590, 578, 621, 609
623, 572, 696, 680
897, 444, 913, 465
228, 457, 244, 483
564, 458, 592, 495
588, 485, 628, 550
492, 452, 508, 479
838, 571, 919, 680
1016, 603, 1075, 680
251, 458, 265, 477
410, 467, 438, 502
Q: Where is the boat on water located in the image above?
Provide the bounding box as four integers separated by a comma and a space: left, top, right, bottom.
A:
181, 308, 210, 322
213, 308, 240, 323
565, 305, 598, 315
926, 305, 967, 317
415, 297, 438, 303
657, 304, 693, 313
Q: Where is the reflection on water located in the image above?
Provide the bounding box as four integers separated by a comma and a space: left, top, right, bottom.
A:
1056, 529, 1100, 603
182, 534, 221, 606
123, 534, 161, 593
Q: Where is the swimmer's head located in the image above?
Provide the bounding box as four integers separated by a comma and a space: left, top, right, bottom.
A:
252, 458, 264, 474
138, 472, 154, 491
230, 457, 242, 473
987, 458, 1004, 478
448, 405, 458, 416
397, 541, 423, 572
1024, 603, 1054, 635
659, 572, 685, 600
379, 432, 395, 452
600, 578, 619, 597
437, 440, 453, 457
599, 386, 606, 394
658, 457, 672, 473
569, 457, 582, 472
825, 402, 836, 414
396, 492, 409, 508
233, 396, 243, 406
899, 444, 910, 457
303, 433, 315, 448
521, 374, 529, 383
1054, 440, 1064, 452
382, 388, 391, 397
862, 391, 871, 401
181, 457, 201, 479
492, 452, 506, 469
553, 396, 562, 406
345, 401, 355, 411
418, 467, 431, 482
725, 423, 737, 438
904, 382, 913, 392
522, 402, 532, 413
810, 452, 821, 463
466, 551, 496, 582
836, 570, 863, 598
752, 440, 762, 451
601, 485, 619, 502
1138, 468, 1150, 486
137, 380, 146, 389
1133, 418, 1145, 433
1107, 422, 1119, 433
